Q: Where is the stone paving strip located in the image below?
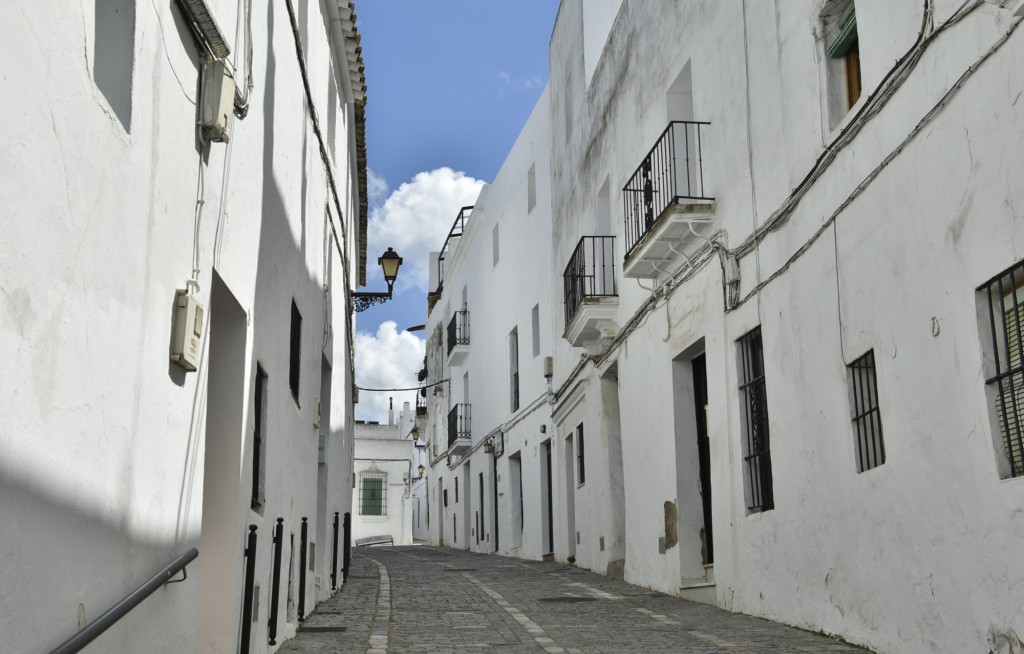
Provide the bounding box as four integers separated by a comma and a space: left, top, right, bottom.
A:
279, 546, 873, 653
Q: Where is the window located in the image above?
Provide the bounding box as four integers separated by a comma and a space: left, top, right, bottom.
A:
443, 488, 448, 508
532, 305, 540, 357
509, 327, 520, 412
289, 300, 302, 402
252, 365, 268, 508
738, 327, 773, 512
492, 224, 500, 266
527, 163, 537, 212
359, 474, 386, 515
848, 350, 885, 472
826, 1, 861, 113
979, 260, 1024, 478
455, 477, 459, 503
576, 423, 586, 485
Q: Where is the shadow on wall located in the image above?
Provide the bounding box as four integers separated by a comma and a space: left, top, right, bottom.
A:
1, 471, 198, 654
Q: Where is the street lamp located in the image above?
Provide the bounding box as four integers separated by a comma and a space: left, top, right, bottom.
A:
352, 247, 404, 312
417, 464, 425, 478
410, 426, 420, 443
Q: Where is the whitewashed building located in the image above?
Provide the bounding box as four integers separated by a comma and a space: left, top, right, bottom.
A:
351, 407, 416, 547
424, 1, 1024, 652
1, 1, 370, 652
423, 89, 555, 555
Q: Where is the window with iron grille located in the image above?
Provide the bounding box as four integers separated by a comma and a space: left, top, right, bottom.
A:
738, 327, 774, 512
979, 260, 1024, 478
251, 365, 268, 509
289, 300, 302, 402
509, 327, 520, 412
848, 350, 885, 472
576, 423, 586, 485
359, 474, 386, 516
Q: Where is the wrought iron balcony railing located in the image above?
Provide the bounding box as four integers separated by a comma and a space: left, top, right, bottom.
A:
622, 121, 712, 258
447, 310, 470, 355
448, 403, 471, 449
563, 236, 617, 325
416, 393, 427, 416
435, 206, 473, 293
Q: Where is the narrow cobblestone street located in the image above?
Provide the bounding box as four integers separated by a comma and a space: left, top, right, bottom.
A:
280, 547, 870, 653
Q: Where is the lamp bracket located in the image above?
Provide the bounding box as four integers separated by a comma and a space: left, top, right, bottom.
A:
352, 292, 391, 312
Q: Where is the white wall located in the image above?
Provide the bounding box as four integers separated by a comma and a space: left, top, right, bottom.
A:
545, 0, 1024, 651
423, 88, 555, 557
352, 422, 414, 546
0, 1, 364, 652
422, 1, 1024, 652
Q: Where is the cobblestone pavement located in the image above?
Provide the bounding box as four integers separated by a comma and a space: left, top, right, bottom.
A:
279, 546, 871, 654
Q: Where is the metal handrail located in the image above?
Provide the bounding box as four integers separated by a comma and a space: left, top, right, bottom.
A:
49, 547, 198, 654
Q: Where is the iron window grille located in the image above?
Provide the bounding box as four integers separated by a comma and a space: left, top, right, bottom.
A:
251, 365, 268, 508
979, 260, 1024, 478
510, 328, 520, 412
289, 300, 302, 401
447, 310, 470, 355
563, 236, 617, 325
738, 327, 774, 512
848, 350, 885, 472
359, 474, 387, 516
576, 423, 586, 485
448, 404, 471, 449
622, 121, 712, 259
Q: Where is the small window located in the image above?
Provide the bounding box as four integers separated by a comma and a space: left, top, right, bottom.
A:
509, 327, 520, 412
979, 260, 1024, 478
492, 224, 500, 266
848, 350, 885, 472
443, 488, 448, 508
527, 163, 537, 212
252, 365, 268, 508
455, 477, 459, 503
738, 327, 773, 512
289, 300, 302, 402
576, 423, 586, 485
359, 474, 386, 516
531, 305, 541, 358
826, 2, 861, 112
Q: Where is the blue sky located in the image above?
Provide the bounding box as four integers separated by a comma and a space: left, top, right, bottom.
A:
353, 2, 559, 422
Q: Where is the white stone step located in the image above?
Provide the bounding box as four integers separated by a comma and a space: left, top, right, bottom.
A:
679, 581, 717, 606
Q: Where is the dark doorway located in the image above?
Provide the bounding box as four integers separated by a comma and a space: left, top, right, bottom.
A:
542, 440, 554, 555
693, 354, 713, 564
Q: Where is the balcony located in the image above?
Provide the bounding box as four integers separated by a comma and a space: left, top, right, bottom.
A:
447, 404, 471, 454
622, 121, 715, 279
563, 236, 618, 349
416, 392, 427, 416
446, 310, 470, 366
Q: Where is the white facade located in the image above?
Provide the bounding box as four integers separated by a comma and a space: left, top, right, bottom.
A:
1, 1, 369, 652
352, 415, 415, 546
424, 1, 1024, 652
423, 89, 555, 556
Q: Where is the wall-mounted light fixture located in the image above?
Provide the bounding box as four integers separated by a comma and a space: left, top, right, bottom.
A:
353, 248, 403, 312
417, 464, 426, 479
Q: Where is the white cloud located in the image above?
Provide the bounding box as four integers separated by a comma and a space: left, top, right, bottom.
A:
367, 168, 389, 208
367, 167, 485, 292
354, 321, 426, 423
497, 71, 545, 96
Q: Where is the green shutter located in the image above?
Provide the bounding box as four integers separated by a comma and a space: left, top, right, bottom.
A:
828, 3, 858, 58
361, 477, 384, 515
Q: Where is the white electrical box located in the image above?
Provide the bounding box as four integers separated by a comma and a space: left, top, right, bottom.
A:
201, 61, 236, 143
171, 290, 204, 371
